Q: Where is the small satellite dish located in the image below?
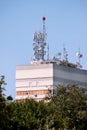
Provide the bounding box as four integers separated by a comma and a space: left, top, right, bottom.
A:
76, 49, 83, 68
58, 52, 61, 56
76, 52, 83, 58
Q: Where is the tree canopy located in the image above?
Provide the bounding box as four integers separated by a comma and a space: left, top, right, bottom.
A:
0, 77, 87, 130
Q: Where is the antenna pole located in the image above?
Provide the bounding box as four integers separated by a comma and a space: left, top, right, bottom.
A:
47, 43, 49, 60
63, 47, 68, 62
42, 17, 46, 42
76, 48, 83, 64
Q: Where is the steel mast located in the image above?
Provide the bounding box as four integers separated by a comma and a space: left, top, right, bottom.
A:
33, 17, 47, 61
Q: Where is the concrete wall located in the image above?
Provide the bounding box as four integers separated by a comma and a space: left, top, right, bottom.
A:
53, 63, 87, 87
16, 63, 53, 100
16, 63, 87, 100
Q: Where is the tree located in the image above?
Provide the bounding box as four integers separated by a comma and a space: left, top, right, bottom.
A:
9, 99, 55, 130
9, 99, 39, 130
0, 75, 14, 130
51, 84, 87, 130
0, 75, 6, 96
0, 75, 9, 130
0, 81, 86, 130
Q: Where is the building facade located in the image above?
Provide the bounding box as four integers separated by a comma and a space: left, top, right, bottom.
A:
16, 62, 87, 101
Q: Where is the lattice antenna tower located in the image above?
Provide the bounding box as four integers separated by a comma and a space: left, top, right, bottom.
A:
33, 17, 47, 61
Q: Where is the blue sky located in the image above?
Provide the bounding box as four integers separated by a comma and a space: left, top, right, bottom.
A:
0, 0, 87, 98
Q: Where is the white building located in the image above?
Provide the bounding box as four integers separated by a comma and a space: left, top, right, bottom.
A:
16, 17, 87, 101
16, 61, 87, 101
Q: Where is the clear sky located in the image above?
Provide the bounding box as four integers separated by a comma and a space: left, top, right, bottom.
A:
0, 0, 87, 99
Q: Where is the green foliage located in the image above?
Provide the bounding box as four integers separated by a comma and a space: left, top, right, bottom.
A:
0, 75, 10, 130
51, 84, 87, 130
0, 79, 87, 130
